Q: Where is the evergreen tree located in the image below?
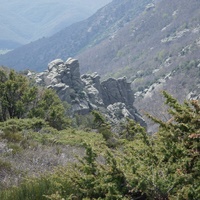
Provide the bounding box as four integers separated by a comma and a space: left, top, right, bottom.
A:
0, 70, 37, 121
0, 69, 70, 130
28, 89, 71, 130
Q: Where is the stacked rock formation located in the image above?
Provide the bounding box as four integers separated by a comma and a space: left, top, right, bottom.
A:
27, 58, 145, 126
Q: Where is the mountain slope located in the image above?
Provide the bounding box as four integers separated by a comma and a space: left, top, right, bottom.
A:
0, 0, 152, 71
0, 0, 111, 48
77, 0, 200, 76
75, 0, 200, 120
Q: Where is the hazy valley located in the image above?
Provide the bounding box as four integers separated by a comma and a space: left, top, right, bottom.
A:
0, 0, 111, 50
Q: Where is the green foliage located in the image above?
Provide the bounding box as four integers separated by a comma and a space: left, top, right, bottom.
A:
0, 70, 37, 121
0, 69, 71, 130
0, 118, 48, 151
91, 110, 116, 147
0, 118, 47, 133
38, 128, 104, 147
144, 92, 200, 199
0, 159, 13, 189
0, 92, 199, 199
44, 145, 130, 200
73, 113, 94, 131
0, 176, 55, 200
121, 118, 146, 141
91, 110, 106, 127
29, 89, 71, 130
0, 159, 12, 172
154, 49, 167, 63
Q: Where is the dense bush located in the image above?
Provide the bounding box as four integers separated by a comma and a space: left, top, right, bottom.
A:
0, 69, 71, 130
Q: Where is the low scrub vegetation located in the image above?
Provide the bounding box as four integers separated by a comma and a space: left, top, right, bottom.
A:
0, 90, 199, 199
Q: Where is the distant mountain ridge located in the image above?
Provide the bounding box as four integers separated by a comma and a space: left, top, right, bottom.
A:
0, 0, 111, 48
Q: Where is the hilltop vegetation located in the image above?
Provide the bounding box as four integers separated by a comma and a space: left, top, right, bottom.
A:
0, 69, 199, 199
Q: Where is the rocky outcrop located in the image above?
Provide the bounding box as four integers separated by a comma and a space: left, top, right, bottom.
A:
101, 77, 134, 107
27, 58, 145, 126
46, 57, 83, 92
105, 102, 146, 126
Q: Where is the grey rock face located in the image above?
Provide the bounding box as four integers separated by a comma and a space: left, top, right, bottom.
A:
48, 59, 64, 72
81, 73, 103, 107
29, 58, 145, 126
46, 58, 83, 90
106, 102, 133, 122
65, 58, 83, 91
101, 77, 134, 107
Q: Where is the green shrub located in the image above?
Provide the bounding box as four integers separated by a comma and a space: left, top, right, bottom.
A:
7, 143, 22, 155
0, 93, 199, 199
0, 159, 12, 172
0, 176, 55, 200
0, 118, 48, 133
